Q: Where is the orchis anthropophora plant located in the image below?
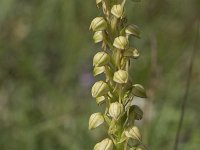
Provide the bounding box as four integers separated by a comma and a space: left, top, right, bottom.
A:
89, 0, 147, 149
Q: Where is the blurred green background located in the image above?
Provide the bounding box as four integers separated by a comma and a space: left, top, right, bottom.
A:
0, 0, 199, 150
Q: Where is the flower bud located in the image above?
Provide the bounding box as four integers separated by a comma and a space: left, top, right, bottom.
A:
113, 36, 129, 50
93, 52, 110, 67
129, 105, 143, 120
96, 96, 106, 105
89, 112, 104, 130
99, 138, 113, 150
132, 84, 147, 98
123, 48, 139, 59
111, 4, 124, 18
124, 126, 141, 141
93, 31, 104, 43
109, 102, 124, 120
91, 81, 109, 98
90, 17, 107, 31
125, 24, 140, 38
93, 66, 105, 76
113, 70, 128, 84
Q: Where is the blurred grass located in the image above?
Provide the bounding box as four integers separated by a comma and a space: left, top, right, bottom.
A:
0, 0, 199, 150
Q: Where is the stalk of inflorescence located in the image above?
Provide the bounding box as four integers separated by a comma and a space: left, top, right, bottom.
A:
88, 0, 147, 150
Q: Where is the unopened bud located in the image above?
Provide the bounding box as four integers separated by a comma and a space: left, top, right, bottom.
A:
109, 102, 124, 120
132, 84, 147, 98
123, 48, 139, 59
113, 36, 129, 50
93, 31, 104, 43
125, 126, 141, 141
111, 4, 124, 18
125, 24, 140, 38
99, 138, 113, 150
89, 112, 104, 130
93, 52, 110, 67
91, 81, 109, 98
113, 70, 128, 84
90, 17, 107, 31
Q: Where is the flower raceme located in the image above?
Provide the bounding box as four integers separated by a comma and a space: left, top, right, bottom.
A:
88, 0, 148, 149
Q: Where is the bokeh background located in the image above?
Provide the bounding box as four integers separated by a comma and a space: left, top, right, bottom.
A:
0, 0, 200, 150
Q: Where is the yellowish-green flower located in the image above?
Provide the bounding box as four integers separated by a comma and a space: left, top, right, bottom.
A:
113, 70, 128, 84
125, 24, 140, 38
89, 112, 104, 130
93, 66, 105, 76
93, 31, 104, 43
91, 81, 109, 98
89, 0, 147, 149
132, 84, 147, 98
109, 102, 124, 120
96, 96, 106, 105
113, 36, 129, 50
124, 126, 142, 141
123, 48, 140, 59
90, 17, 107, 31
93, 52, 110, 67
99, 138, 113, 150
111, 4, 124, 18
